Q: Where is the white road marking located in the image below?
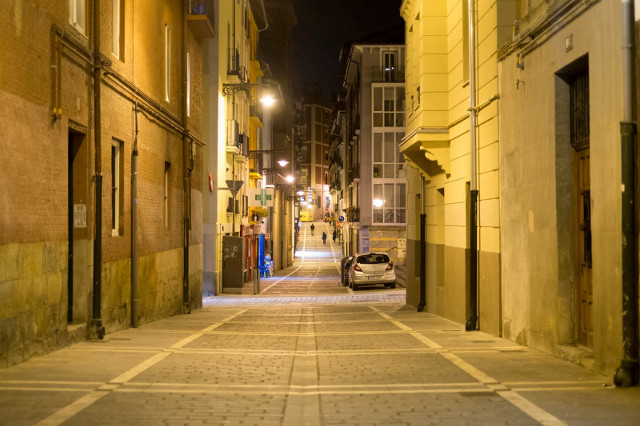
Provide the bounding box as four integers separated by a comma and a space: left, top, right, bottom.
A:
35, 309, 247, 426
369, 306, 567, 426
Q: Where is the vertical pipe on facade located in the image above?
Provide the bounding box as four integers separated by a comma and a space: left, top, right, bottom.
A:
418, 173, 426, 312
131, 103, 139, 328
614, 0, 638, 387
91, 0, 105, 339
181, 2, 191, 314
257, 0, 269, 33
466, 0, 479, 332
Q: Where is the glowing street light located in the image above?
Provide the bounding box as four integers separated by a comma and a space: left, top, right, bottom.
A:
260, 95, 276, 107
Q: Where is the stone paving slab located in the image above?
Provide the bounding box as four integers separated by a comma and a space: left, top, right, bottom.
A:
183, 334, 299, 352
319, 392, 540, 426
132, 352, 295, 386
315, 333, 426, 352
65, 392, 286, 426
317, 353, 475, 385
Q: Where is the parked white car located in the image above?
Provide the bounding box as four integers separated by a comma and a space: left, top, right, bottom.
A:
348, 252, 396, 290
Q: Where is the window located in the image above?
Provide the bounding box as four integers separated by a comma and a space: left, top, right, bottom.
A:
164, 162, 170, 229
164, 24, 171, 102
112, 0, 124, 59
69, 0, 86, 34
373, 183, 406, 224
383, 52, 396, 82
111, 140, 123, 236
373, 85, 405, 128
186, 51, 191, 116
372, 132, 406, 225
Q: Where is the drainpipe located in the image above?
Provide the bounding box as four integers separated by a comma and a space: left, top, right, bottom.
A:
131, 103, 139, 327
181, 3, 191, 314
614, 0, 638, 387
466, 0, 479, 332
257, 0, 269, 33
418, 171, 426, 312
90, 0, 105, 340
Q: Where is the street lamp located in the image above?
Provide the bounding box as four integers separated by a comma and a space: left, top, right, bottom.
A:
222, 78, 284, 105
260, 95, 276, 107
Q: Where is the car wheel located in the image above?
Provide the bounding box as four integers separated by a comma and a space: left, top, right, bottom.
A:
352, 283, 358, 291
390, 282, 396, 289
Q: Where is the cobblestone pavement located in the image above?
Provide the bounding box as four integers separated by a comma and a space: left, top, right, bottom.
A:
1, 222, 640, 425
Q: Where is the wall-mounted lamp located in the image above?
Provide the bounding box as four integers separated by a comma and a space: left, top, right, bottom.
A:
222, 78, 284, 106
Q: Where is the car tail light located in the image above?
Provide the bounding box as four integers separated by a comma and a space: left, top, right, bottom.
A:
386, 261, 394, 271
354, 264, 362, 272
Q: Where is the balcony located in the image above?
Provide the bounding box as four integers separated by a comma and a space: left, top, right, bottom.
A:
347, 164, 359, 182
250, 104, 263, 127
227, 49, 248, 84
346, 207, 360, 223
371, 66, 405, 83
187, 0, 215, 39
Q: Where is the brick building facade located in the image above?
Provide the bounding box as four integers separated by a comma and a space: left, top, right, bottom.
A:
0, 0, 208, 366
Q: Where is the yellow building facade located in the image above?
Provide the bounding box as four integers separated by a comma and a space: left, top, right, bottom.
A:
400, 0, 513, 335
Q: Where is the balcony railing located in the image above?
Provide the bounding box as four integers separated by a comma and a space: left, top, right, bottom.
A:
227, 48, 247, 83
347, 164, 359, 182
187, 0, 215, 39
250, 104, 263, 123
371, 66, 405, 83
346, 207, 360, 223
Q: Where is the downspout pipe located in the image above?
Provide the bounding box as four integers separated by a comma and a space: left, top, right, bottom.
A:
418, 172, 426, 312
466, 0, 479, 332
257, 0, 269, 33
131, 103, 139, 328
91, 0, 105, 340
181, 3, 191, 314
614, 0, 638, 387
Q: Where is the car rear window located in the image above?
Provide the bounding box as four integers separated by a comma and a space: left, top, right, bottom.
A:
356, 254, 390, 264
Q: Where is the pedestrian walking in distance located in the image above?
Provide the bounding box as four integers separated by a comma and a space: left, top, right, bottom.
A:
310, 223, 315, 236
332, 230, 337, 242
322, 232, 327, 244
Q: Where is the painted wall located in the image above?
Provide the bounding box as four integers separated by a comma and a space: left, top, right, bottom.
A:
499, 0, 624, 375
400, 0, 504, 335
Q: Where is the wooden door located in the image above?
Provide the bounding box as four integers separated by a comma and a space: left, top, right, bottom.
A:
575, 148, 592, 348
571, 68, 592, 348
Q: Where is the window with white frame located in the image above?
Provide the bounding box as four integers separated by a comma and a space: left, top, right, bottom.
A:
111, 140, 123, 235
69, 0, 86, 34
112, 0, 124, 59
382, 52, 396, 82
186, 51, 191, 116
372, 131, 406, 224
372, 85, 405, 128
164, 24, 171, 102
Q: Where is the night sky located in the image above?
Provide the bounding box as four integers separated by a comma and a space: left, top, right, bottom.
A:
291, 0, 404, 98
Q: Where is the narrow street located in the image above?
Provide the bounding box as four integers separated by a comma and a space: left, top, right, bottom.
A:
1, 222, 639, 425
